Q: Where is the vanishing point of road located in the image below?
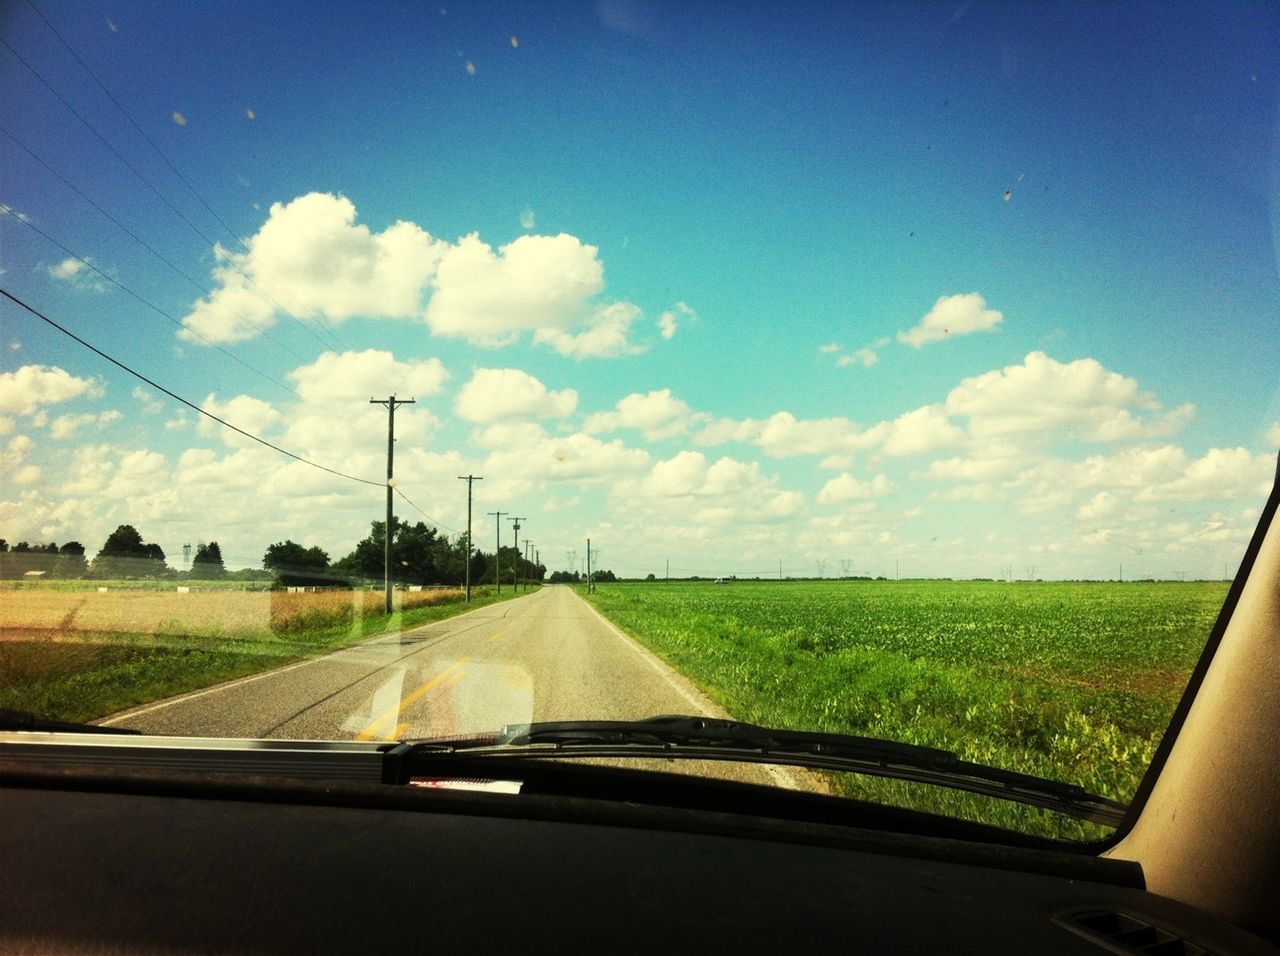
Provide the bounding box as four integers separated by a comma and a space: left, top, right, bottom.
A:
100, 585, 804, 790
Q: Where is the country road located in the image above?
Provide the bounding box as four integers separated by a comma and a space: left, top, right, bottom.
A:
100, 586, 810, 790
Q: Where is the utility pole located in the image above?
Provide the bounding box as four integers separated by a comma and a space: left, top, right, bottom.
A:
566, 550, 576, 579
525, 541, 534, 587
666, 558, 669, 580
586, 538, 592, 594
371, 395, 414, 614
487, 511, 507, 595
508, 516, 525, 592
457, 475, 483, 602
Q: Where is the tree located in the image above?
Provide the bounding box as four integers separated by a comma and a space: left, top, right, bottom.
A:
93, 525, 168, 578
263, 540, 333, 588
192, 541, 226, 579
55, 541, 87, 578
335, 520, 455, 586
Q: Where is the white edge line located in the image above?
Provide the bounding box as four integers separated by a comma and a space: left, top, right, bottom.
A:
574, 591, 803, 792
98, 596, 519, 726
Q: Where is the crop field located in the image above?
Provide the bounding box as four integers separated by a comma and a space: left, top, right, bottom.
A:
585, 580, 1228, 841
0, 584, 504, 722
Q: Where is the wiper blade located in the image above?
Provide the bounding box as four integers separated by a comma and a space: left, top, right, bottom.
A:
407, 715, 1126, 827
0, 708, 140, 735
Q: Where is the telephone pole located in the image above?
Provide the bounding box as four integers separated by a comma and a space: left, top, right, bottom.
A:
371, 395, 414, 614
487, 511, 507, 595
508, 516, 525, 592
457, 474, 483, 602
586, 538, 592, 593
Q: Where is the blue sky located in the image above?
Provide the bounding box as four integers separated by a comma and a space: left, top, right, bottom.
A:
1, 0, 1278, 577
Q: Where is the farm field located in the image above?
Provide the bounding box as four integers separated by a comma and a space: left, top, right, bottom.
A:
584, 579, 1227, 840
0, 584, 515, 723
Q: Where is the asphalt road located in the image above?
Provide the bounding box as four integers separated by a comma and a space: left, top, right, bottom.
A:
100, 585, 807, 790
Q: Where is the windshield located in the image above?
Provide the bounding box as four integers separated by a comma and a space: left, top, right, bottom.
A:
2, 0, 1277, 842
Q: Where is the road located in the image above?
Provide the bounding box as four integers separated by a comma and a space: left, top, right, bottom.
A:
101, 586, 808, 790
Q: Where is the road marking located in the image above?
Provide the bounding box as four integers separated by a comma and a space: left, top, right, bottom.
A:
356, 658, 470, 741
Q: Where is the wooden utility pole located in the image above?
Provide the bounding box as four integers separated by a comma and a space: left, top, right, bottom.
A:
509, 516, 525, 592
371, 395, 414, 614
457, 475, 483, 602
487, 511, 507, 595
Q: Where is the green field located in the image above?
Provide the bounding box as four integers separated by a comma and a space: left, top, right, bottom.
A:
584, 580, 1226, 841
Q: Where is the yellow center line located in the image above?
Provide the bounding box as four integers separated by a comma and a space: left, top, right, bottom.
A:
356, 657, 471, 740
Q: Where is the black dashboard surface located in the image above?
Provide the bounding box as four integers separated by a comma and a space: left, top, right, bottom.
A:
2, 781, 1274, 954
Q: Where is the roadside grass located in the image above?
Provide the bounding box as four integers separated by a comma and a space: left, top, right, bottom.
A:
582, 580, 1225, 841
1, 586, 519, 723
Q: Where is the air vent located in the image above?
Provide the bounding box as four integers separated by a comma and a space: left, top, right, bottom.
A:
1059, 910, 1212, 955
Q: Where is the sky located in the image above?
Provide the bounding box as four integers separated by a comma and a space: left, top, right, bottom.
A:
1, 0, 1278, 579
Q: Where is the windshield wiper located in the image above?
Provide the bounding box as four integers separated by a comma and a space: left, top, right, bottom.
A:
407, 715, 1126, 827
0, 708, 140, 735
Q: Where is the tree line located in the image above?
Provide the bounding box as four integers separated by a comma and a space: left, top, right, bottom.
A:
1, 520, 546, 589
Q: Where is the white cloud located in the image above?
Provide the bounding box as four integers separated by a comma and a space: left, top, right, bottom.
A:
47, 256, 108, 292
180, 193, 656, 358
876, 404, 967, 457
613, 451, 803, 528
198, 394, 282, 447
837, 348, 878, 368
817, 473, 896, 504
1266, 421, 1280, 447
584, 389, 701, 441
519, 207, 535, 230
0, 434, 35, 478
132, 386, 164, 415
898, 292, 1002, 347
0, 365, 101, 415
49, 410, 122, 439
454, 368, 578, 423
180, 193, 444, 344
288, 350, 448, 406
945, 351, 1187, 440
818, 342, 841, 354
657, 301, 696, 340
533, 302, 645, 358
1136, 447, 1274, 502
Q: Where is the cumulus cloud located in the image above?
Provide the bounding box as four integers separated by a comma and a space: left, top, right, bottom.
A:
198, 394, 283, 448
49, 410, 122, 439
533, 302, 645, 358
898, 292, 1002, 347
876, 405, 967, 457
584, 389, 701, 441
454, 368, 578, 423
288, 350, 448, 406
180, 193, 444, 344
132, 386, 164, 414
817, 473, 896, 504
945, 351, 1191, 440
657, 301, 696, 340
613, 450, 803, 527
0, 365, 101, 415
47, 256, 108, 292
180, 193, 657, 358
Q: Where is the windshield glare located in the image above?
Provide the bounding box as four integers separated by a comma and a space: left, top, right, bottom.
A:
1, 0, 1277, 842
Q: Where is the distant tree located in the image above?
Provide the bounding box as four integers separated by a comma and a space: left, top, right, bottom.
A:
93, 525, 167, 578
263, 540, 333, 587
645, 573, 656, 581
192, 541, 226, 578
593, 569, 617, 583
54, 541, 87, 578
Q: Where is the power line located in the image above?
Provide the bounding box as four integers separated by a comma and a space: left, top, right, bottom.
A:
0, 127, 308, 363
24, 0, 349, 353
0, 286, 383, 488
0, 201, 308, 399
0, 31, 341, 353
393, 487, 460, 535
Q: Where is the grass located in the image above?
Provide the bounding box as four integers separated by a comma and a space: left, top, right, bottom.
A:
582, 580, 1225, 841
0, 585, 520, 723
